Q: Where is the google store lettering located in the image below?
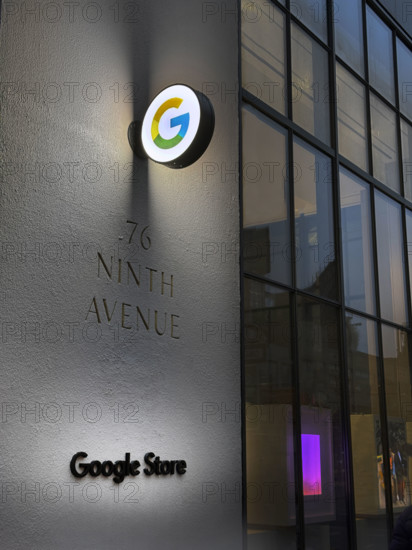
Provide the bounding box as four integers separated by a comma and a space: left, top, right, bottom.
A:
70, 452, 187, 483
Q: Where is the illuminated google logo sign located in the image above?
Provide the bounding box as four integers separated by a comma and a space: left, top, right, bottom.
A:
132, 84, 214, 169
151, 97, 190, 150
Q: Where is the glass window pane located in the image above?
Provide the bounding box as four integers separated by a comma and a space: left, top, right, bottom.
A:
401, 119, 412, 201
375, 191, 408, 326
370, 94, 400, 192
405, 209, 412, 302
244, 278, 297, 549
294, 138, 337, 299
290, 0, 327, 43
397, 38, 412, 121
346, 314, 389, 549
336, 64, 368, 172
339, 168, 376, 314
241, 0, 286, 114
334, 0, 364, 76
242, 105, 291, 285
291, 24, 330, 145
297, 297, 349, 550
366, 7, 395, 103
382, 324, 412, 521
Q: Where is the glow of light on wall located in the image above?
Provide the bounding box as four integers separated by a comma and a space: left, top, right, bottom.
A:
301, 434, 322, 496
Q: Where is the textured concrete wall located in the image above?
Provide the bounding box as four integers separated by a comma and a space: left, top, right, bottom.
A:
0, 1, 242, 548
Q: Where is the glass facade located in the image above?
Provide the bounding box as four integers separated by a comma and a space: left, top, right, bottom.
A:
241, 1, 412, 549
336, 63, 369, 172
291, 23, 331, 145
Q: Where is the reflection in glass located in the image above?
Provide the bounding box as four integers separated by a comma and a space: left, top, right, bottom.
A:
340, 168, 376, 314
346, 314, 388, 549
375, 191, 408, 326
367, 7, 395, 103
336, 64, 368, 172
370, 94, 400, 192
297, 297, 349, 550
294, 138, 336, 299
290, 0, 327, 43
397, 38, 412, 121
405, 210, 412, 303
401, 119, 412, 201
334, 0, 364, 76
301, 434, 322, 495
382, 324, 411, 521
242, 0, 286, 113
242, 105, 290, 285
244, 278, 296, 549
291, 24, 330, 145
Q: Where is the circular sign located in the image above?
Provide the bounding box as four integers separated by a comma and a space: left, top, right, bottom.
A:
139, 84, 214, 169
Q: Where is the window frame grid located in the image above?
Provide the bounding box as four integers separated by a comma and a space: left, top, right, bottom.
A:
240, 0, 412, 548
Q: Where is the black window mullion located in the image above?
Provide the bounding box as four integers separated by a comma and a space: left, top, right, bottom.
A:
367, 0, 412, 47
369, 175, 394, 543
288, 10, 331, 51
242, 90, 336, 156
329, 0, 357, 546
291, 290, 305, 550
376, 320, 395, 544
286, 4, 305, 544
362, 0, 374, 177
338, 154, 412, 208
285, 0, 293, 122
393, 34, 406, 199
241, 3, 412, 550
243, 85, 412, 210
238, 1, 247, 544
336, 48, 401, 114
401, 206, 412, 330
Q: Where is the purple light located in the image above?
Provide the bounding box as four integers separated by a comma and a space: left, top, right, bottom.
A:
301, 434, 322, 496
